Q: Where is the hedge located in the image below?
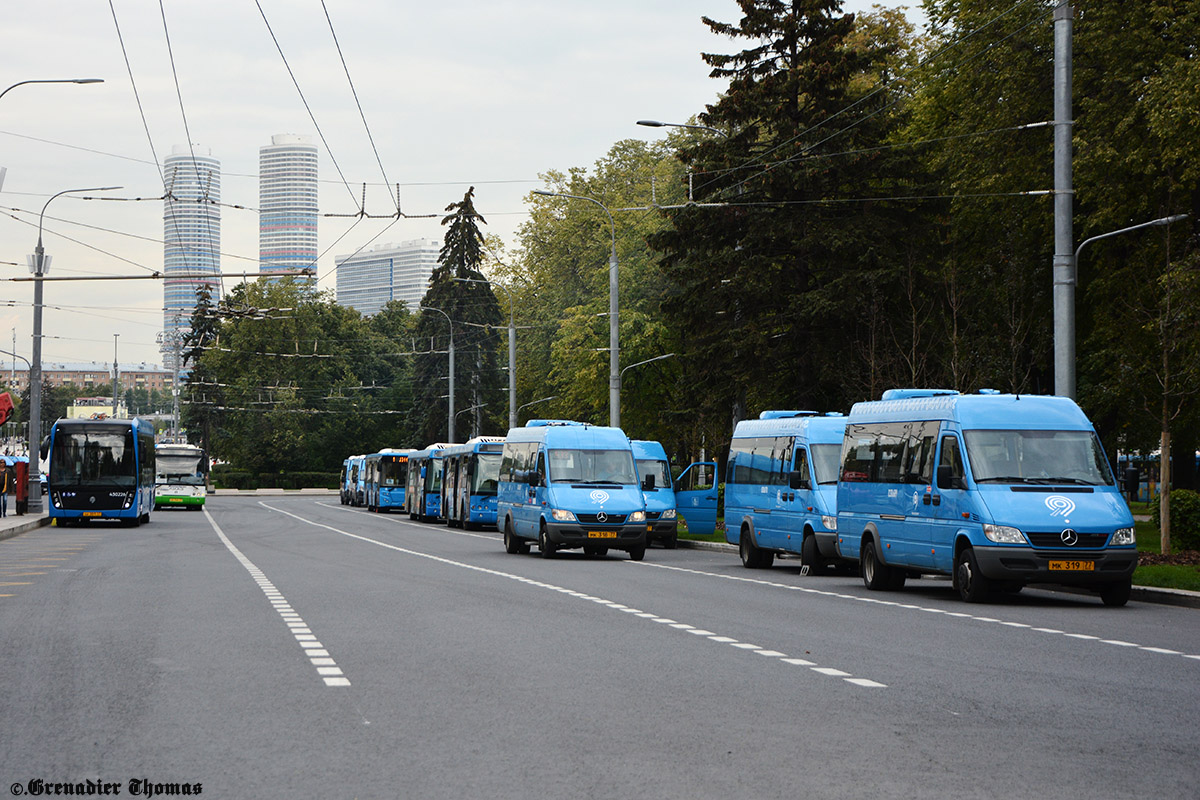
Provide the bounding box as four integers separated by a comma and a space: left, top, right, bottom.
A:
211, 470, 339, 491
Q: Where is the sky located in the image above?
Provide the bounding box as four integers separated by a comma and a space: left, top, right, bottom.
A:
1, 1, 923, 370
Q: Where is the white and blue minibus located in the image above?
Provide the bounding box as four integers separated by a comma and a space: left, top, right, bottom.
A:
835, 389, 1138, 605
442, 437, 505, 529
723, 411, 847, 571
498, 421, 648, 559
45, 417, 156, 526
406, 444, 449, 522
631, 439, 680, 548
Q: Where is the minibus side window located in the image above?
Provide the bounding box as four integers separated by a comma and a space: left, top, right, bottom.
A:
773, 437, 793, 486
904, 422, 939, 484
794, 448, 810, 488
875, 423, 908, 483
937, 436, 966, 490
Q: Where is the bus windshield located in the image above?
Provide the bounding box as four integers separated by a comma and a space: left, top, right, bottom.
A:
548, 449, 637, 485
636, 459, 671, 490
810, 444, 843, 485
51, 426, 137, 488
156, 450, 206, 486
964, 429, 1115, 486
473, 453, 502, 494
380, 458, 408, 487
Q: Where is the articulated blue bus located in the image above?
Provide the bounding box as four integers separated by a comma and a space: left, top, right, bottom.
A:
364, 448, 414, 512
835, 389, 1137, 606
724, 411, 847, 572
406, 444, 449, 522
498, 421, 647, 559
45, 417, 156, 527
442, 437, 505, 529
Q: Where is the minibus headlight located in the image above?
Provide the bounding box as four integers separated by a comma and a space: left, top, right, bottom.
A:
821, 516, 837, 531
983, 524, 1026, 544
630, 510, 646, 522
550, 508, 577, 523
1112, 527, 1136, 546
661, 509, 676, 520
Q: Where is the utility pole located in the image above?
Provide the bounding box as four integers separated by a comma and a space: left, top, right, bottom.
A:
112, 334, 120, 417
1052, 0, 1074, 398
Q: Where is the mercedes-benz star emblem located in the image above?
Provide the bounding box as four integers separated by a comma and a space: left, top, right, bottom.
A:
1060, 529, 1079, 546
596, 512, 608, 523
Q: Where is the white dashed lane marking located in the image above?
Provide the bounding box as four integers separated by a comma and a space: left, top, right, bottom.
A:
264, 502, 888, 690
632, 561, 1200, 664
205, 508, 350, 687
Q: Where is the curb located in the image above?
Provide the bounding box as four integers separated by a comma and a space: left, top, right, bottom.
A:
674, 537, 1200, 608
0, 515, 52, 543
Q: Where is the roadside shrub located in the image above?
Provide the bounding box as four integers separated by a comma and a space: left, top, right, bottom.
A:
1151, 489, 1200, 551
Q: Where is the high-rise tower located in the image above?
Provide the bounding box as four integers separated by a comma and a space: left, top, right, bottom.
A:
259, 134, 318, 280
163, 145, 221, 372
335, 240, 439, 316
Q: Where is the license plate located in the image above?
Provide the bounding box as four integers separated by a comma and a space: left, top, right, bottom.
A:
169, 498, 183, 503
587, 531, 617, 539
82, 511, 101, 517
1049, 560, 1094, 571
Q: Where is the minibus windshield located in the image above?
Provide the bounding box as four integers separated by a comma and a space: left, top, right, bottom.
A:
810, 444, 843, 485
964, 429, 1114, 485
548, 449, 637, 485
637, 459, 671, 490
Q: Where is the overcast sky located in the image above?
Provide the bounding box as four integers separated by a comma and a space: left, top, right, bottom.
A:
1, 1, 922, 369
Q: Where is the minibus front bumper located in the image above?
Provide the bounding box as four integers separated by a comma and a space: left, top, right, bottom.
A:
973, 545, 1138, 584
546, 521, 647, 551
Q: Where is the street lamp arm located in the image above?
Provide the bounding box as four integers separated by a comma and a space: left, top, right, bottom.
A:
636, 119, 729, 138
0, 78, 103, 102
37, 185, 123, 246
1075, 214, 1189, 261
517, 395, 557, 414
0, 348, 31, 369
620, 353, 676, 381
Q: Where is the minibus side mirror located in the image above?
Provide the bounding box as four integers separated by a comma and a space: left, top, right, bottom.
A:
528, 472, 542, 488
40, 435, 50, 461
937, 465, 965, 490
788, 470, 810, 490
642, 474, 656, 491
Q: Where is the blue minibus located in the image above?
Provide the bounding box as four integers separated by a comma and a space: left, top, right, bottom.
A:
364, 448, 413, 512
406, 444, 449, 521
44, 417, 156, 527
442, 437, 505, 529
498, 421, 648, 559
835, 389, 1138, 606
631, 440, 680, 548
723, 411, 847, 571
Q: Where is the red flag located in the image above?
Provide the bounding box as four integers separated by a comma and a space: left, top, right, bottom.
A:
0, 392, 13, 426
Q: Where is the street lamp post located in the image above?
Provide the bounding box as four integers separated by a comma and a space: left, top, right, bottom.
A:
532, 189, 620, 428
420, 305, 455, 444
636, 119, 729, 138
0, 78, 103, 102
454, 276, 517, 431
112, 334, 120, 417
26, 184, 121, 513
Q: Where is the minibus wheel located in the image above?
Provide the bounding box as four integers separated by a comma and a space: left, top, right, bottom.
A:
954, 546, 993, 603
739, 529, 774, 569
628, 544, 646, 561
1099, 580, 1132, 607
801, 534, 825, 574
538, 524, 557, 558
860, 538, 892, 590
503, 520, 528, 555
664, 533, 678, 549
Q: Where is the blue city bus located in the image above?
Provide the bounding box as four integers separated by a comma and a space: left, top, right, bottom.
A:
631, 440, 680, 548
406, 444, 449, 522
723, 411, 847, 572
835, 389, 1138, 606
364, 448, 414, 512
44, 417, 156, 527
341, 454, 366, 506
442, 437, 505, 529
498, 421, 647, 559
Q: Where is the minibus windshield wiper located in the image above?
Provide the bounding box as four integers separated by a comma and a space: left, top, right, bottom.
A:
1027, 477, 1102, 486
975, 476, 1037, 484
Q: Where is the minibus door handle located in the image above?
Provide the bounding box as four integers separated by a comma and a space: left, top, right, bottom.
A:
931, 493, 941, 506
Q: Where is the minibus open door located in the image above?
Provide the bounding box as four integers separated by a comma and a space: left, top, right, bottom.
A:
674, 461, 719, 536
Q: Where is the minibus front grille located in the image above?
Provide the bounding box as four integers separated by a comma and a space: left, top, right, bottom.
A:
577, 513, 628, 525
645, 511, 661, 520
1027, 532, 1110, 548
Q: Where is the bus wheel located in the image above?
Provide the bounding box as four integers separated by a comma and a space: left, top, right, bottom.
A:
954, 546, 993, 603
1099, 580, 1132, 607
801, 534, 825, 574
739, 529, 773, 569
538, 524, 556, 559
503, 520, 526, 554
861, 538, 893, 591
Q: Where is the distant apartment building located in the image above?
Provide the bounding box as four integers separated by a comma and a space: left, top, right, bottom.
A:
4, 363, 173, 394
163, 145, 222, 371
335, 240, 440, 316
259, 134, 318, 280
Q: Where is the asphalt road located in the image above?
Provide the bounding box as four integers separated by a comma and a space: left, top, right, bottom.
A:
1, 496, 1197, 799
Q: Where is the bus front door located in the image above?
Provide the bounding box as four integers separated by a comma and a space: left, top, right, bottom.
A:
674, 462, 718, 536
